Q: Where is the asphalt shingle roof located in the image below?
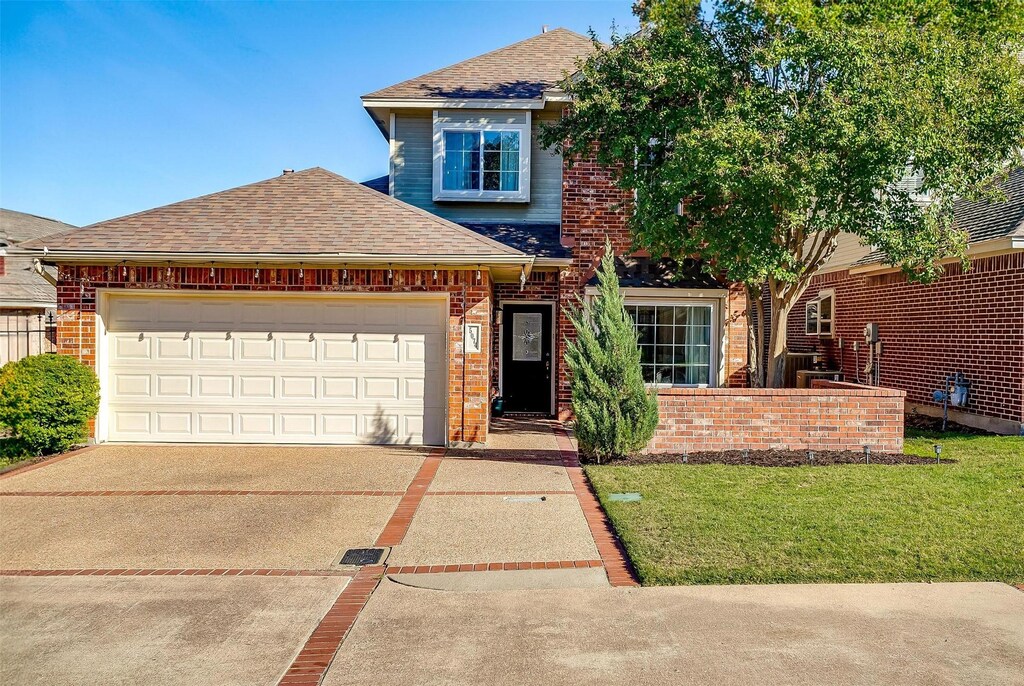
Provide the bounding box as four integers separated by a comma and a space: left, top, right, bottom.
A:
854, 167, 1024, 266
363, 28, 595, 101
459, 223, 569, 259
23, 167, 523, 258
587, 256, 726, 290
1, 209, 76, 247
0, 210, 68, 306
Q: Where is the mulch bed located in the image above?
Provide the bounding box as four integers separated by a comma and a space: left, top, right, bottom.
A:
904, 412, 996, 435
597, 449, 952, 467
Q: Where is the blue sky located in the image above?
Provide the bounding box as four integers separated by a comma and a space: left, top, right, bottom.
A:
1, 1, 635, 227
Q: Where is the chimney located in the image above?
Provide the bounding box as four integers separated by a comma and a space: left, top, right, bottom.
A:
282, 169, 294, 175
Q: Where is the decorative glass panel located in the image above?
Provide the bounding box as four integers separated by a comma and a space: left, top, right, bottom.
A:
512, 313, 542, 361
443, 132, 480, 190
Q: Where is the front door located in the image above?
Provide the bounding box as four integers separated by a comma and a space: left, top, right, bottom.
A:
501, 304, 553, 414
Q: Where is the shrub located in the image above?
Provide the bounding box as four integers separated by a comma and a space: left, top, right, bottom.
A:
0, 354, 100, 456
565, 240, 659, 462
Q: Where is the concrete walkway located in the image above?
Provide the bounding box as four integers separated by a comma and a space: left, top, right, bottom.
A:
326, 580, 1024, 686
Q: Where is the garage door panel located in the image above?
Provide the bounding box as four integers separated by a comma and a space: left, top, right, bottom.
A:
362, 336, 400, 363
114, 335, 151, 360
156, 412, 192, 435
280, 337, 317, 362
198, 375, 234, 398
155, 335, 193, 360
197, 413, 234, 435
197, 337, 233, 361
280, 376, 317, 399
113, 374, 151, 398
322, 337, 357, 362
322, 377, 357, 399
155, 375, 192, 398
105, 295, 446, 445
238, 336, 275, 361
238, 413, 275, 436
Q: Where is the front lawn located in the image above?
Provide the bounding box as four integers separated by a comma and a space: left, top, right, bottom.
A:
586, 431, 1023, 585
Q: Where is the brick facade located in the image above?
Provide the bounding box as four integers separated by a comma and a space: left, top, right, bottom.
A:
790, 252, 1024, 434
649, 381, 905, 453
55, 264, 492, 444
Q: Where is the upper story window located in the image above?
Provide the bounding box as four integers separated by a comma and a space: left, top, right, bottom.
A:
443, 131, 521, 192
433, 116, 531, 202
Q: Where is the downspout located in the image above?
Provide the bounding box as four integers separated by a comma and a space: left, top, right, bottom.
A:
461, 280, 467, 444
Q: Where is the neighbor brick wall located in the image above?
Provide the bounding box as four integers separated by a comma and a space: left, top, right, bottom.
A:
790, 252, 1024, 431
649, 381, 905, 453
55, 264, 492, 444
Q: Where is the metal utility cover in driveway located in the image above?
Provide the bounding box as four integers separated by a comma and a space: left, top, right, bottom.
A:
340, 548, 386, 566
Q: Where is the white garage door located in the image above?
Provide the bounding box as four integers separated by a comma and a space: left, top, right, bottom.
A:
102, 293, 447, 445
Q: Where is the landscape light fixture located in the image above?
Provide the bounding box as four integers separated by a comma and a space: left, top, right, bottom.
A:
863, 445, 871, 464
934, 444, 942, 464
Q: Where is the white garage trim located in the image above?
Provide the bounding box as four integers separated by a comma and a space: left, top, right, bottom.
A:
96, 290, 449, 446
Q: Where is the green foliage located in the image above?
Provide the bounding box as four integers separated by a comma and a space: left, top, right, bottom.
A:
565, 241, 659, 462
0, 354, 100, 456
544, 0, 1024, 383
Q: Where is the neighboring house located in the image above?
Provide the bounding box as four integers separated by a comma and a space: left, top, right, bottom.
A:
0, 209, 71, 364
790, 168, 1024, 435
23, 28, 750, 447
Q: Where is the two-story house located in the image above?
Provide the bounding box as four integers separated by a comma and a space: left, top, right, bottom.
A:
23, 28, 749, 447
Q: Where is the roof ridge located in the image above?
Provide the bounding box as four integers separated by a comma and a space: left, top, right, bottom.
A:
0, 208, 76, 228
311, 167, 523, 256
362, 28, 591, 100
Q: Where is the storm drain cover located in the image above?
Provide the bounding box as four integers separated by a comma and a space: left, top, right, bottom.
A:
503, 496, 546, 503
609, 492, 642, 502
339, 548, 385, 566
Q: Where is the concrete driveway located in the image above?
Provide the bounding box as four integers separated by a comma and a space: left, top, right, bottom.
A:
0, 443, 431, 685
325, 579, 1024, 686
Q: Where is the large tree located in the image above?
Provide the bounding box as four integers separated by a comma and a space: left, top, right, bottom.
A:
542, 0, 1024, 387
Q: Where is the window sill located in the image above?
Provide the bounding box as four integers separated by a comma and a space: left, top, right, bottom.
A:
433, 192, 530, 203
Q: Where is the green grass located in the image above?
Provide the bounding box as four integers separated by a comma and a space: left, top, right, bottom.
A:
586, 430, 1023, 585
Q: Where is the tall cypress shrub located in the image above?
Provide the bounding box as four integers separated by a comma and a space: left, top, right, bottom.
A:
565, 240, 659, 462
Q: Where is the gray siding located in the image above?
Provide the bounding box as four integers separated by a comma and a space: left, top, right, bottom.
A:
392, 109, 562, 223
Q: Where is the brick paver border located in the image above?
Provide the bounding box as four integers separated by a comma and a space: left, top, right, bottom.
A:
387, 559, 604, 574
0, 568, 356, 577
553, 425, 641, 587
375, 448, 444, 547
427, 490, 575, 496
0, 489, 404, 497
0, 445, 98, 481
278, 564, 384, 686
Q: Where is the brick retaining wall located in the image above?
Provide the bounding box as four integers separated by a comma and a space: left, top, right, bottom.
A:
649, 380, 905, 453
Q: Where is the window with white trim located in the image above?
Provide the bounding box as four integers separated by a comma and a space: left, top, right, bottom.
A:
805, 290, 834, 337
433, 118, 531, 202
626, 303, 714, 386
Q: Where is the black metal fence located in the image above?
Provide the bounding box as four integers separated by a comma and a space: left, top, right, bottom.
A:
1, 311, 57, 365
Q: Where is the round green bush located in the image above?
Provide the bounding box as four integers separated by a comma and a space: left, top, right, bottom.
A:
0, 354, 100, 456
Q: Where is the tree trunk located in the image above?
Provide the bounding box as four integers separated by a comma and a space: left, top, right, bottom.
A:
744, 282, 766, 388
766, 301, 790, 388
